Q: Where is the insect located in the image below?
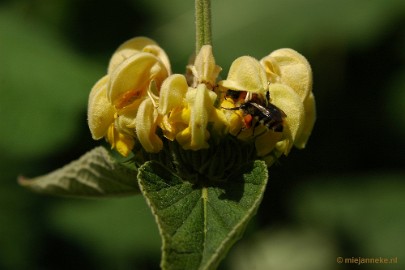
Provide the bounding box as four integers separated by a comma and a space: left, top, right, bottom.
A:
224, 90, 286, 133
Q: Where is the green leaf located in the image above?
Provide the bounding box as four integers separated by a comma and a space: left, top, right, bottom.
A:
138, 160, 268, 270
19, 147, 140, 198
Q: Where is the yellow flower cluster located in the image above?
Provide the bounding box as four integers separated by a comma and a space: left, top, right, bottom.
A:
88, 37, 170, 156
88, 37, 315, 165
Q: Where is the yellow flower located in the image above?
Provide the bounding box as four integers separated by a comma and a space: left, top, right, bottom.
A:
87, 37, 170, 156
219, 48, 315, 162
261, 49, 316, 150
87, 75, 135, 157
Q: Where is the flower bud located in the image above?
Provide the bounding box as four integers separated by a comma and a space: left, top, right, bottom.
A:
190, 45, 222, 87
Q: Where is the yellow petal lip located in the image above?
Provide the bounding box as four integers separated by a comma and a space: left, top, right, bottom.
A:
181, 84, 217, 150
186, 86, 209, 149
219, 56, 268, 94
108, 37, 157, 74
294, 92, 316, 148
108, 37, 171, 76
89, 75, 109, 102
269, 83, 305, 154
262, 48, 312, 101
108, 52, 167, 108
135, 98, 163, 153
158, 74, 188, 115
87, 75, 115, 140
143, 44, 172, 75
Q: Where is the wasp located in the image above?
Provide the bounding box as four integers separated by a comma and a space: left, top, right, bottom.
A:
224, 90, 286, 133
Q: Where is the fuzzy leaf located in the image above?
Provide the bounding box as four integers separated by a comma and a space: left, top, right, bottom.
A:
19, 147, 139, 197
138, 160, 268, 270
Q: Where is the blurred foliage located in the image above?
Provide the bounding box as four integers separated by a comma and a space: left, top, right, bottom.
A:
0, 8, 104, 160
48, 196, 161, 270
228, 228, 339, 270
0, 0, 404, 269
292, 174, 405, 259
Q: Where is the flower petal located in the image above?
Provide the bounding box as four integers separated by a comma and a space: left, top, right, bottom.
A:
209, 108, 229, 140
108, 53, 168, 109
219, 56, 268, 94
182, 84, 217, 150
191, 45, 221, 87
269, 83, 305, 154
255, 130, 283, 157
115, 105, 138, 137
262, 48, 312, 101
108, 36, 157, 74
87, 75, 115, 139
114, 135, 135, 157
143, 44, 172, 75
158, 74, 188, 115
135, 98, 163, 153
259, 55, 281, 83
106, 124, 135, 157
294, 92, 316, 148
160, 106, 189, 141
220, 99, 245, 136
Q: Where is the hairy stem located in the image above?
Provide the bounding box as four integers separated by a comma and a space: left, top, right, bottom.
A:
195, 0, 212, 53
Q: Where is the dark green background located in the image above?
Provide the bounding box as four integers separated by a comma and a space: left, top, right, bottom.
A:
0, 0, 404, 269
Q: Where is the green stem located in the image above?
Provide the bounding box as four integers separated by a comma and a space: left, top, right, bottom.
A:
195, 0, 212, 54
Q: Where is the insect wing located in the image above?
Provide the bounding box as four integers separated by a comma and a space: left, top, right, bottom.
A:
249, 102, 272, 117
